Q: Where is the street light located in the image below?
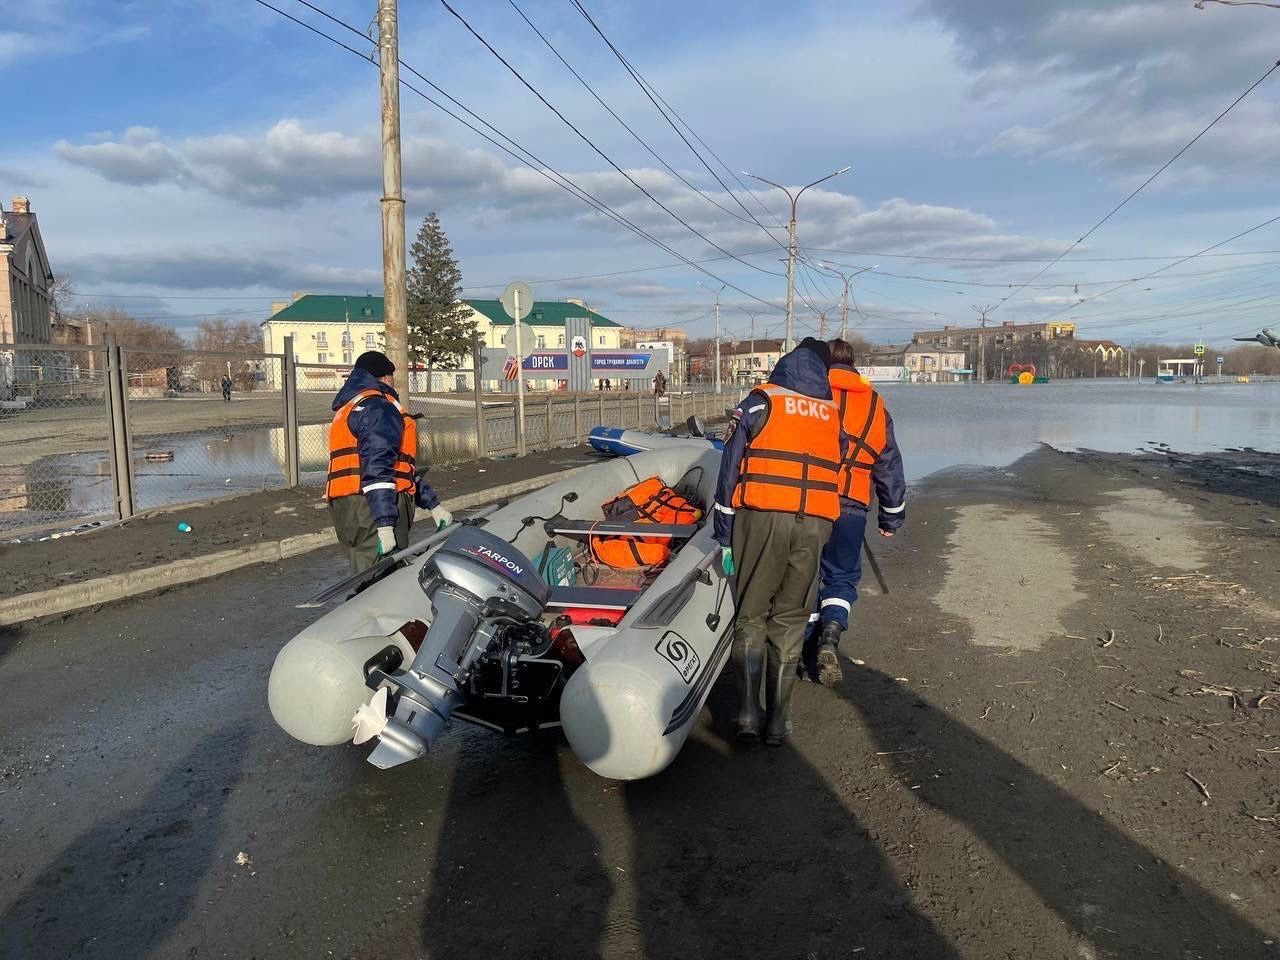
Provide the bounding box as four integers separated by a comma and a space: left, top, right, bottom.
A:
815, 261, 877, 340
697, 280, 726, 395
742, 166, 851, 352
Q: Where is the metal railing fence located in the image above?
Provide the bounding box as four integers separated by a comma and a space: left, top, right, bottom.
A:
2, 334, 735, 536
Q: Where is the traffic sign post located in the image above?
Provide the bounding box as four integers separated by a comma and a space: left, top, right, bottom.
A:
1216, 355, 1224, 382
501, 281, 534, 457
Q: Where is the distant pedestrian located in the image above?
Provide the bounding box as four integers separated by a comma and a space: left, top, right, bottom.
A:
220, 375, 233, 402
325, 351, 451, 574
653, 371, 667, 397
801, 338, 906, 686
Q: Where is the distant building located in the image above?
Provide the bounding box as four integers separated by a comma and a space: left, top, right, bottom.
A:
0, 196, 54, 345
862, 343, 967, 382
620, 327, 688, 349
911, 320, 1077, 350
261, 293, 622, 391
723, 338, 784, 386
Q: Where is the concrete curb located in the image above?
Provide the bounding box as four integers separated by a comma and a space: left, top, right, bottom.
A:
0, 465, 588, 627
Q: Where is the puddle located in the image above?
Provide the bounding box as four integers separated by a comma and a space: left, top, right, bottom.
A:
1093, 487, 1217, 572
934, 504, 1083, 650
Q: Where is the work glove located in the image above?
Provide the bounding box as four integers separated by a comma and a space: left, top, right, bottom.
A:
376, 526, 397, 557
720, 546, 735, 576
429, 505, 453, 531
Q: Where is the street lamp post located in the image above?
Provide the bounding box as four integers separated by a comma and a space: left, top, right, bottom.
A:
816, 261, 877, 340
697, 281, 726, 395
743, 166, 851, 353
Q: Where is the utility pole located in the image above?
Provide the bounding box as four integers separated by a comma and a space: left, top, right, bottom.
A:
744, 166, 850, 353
699, 281, 725, 394
377, 0, 409, 397
818, 311, 827, 340
972, 304, 995, 384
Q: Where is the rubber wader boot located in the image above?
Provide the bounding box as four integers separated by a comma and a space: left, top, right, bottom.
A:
815, 619, 844, 688
732, 641, 764, 739
764, 659, 798, 746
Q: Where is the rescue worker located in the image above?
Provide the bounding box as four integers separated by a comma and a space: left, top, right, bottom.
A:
802, 338, 906, 686
714, 337, 846, 745
325, 351, 451, 574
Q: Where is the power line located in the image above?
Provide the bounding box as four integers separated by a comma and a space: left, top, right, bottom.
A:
568, 0, 788, 246
254, 0, 780, 311
803, 245, 1280, 264
460, 248, 778, 290
992, 57, 1280, 317
1033, 212, 1280, 325
505, 0, 771, 233
437, 0, 782, 278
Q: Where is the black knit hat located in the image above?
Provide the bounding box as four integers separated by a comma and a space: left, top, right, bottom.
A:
354, 350, 395, 377
797, 336, 832, 369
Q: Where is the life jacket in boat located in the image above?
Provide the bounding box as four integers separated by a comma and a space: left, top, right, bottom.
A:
324, 388, 418, 500
730, 383, 841, 521
828, 367, 889, 509
591, 476, 702, 569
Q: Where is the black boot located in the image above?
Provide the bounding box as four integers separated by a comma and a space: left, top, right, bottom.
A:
731, 640, 764, 739
815, 619, 844, 688
764, 657, 798, 746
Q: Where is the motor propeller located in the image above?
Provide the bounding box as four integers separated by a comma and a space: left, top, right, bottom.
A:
352, 686, 390, 745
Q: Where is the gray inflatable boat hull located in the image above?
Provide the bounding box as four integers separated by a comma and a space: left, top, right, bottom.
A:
268, 445, 733, 780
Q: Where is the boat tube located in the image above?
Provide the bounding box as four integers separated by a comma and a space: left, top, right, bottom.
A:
268, 445, 734, 780
587, 417, 723, 457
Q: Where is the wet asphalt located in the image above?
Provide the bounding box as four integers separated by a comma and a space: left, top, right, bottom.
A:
0, 546, 957, 960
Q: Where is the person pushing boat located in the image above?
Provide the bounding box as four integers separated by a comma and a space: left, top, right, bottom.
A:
713, 337, 846, 744
325, 351, 451, 574
802, 338, 906, 686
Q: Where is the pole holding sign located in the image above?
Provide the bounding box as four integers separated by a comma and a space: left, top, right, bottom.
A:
501, 281, 534, 457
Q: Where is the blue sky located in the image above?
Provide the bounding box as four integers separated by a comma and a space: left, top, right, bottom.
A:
4, 0, 1280, 344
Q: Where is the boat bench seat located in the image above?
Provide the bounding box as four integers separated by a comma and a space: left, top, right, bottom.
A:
548, 520, 699, 540
547, 586, 643, 611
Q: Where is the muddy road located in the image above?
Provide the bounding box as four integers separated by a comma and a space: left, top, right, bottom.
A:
1, 447, 1277, 959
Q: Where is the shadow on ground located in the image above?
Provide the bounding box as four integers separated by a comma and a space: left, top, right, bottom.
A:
418, 672, 961, 959
0, 723, 250, 960
836, 666, 1273, 957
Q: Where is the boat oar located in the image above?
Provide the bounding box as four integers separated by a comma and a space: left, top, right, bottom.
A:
297, 501, 506, 608
862, 539, 889, 595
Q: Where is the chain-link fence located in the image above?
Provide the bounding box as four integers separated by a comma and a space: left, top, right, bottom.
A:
121, 346, 287, 512
3, 333, 737, 537
0, 343, 112, 536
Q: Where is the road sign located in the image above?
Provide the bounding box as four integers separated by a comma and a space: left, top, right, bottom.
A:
502, 323, 536, 356
500, 281, 534, 322
1193, 343, 1205, 356
1216, 356, 1225, 365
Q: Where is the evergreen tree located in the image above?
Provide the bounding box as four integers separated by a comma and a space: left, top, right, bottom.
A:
406, 212, 474, 388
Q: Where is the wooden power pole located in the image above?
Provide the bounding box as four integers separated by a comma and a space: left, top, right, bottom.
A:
377, 0, 409, 397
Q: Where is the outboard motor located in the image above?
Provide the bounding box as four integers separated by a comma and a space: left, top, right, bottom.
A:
356, 527, 549, 768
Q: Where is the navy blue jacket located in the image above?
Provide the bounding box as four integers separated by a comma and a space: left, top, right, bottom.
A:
332, 369, 440, 528
713, 345, 846, 546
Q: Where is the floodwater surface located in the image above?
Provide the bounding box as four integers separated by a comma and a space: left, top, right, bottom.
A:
6, 380, 1278, 533
880, 379, 1280, 483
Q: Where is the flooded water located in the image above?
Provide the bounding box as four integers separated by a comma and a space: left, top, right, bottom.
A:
6, 381, 1279, 535
879, 380, 1280, 483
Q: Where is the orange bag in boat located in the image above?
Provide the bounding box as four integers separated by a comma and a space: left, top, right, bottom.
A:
591, 477, 702, 569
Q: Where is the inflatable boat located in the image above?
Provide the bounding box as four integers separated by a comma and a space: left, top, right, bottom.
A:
588, 420, 723, 458
268, 444, 734, 781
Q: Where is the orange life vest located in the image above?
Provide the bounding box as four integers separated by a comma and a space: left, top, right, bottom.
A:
591, 476, 702, 569
324, 388, 418, 501
730, 383, 841, 521
829, 367, 888, 509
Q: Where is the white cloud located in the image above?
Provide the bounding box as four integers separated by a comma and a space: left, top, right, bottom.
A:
52, 119, 1064, 267
919, 0, 1280, 182
63, 249, 381, 292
